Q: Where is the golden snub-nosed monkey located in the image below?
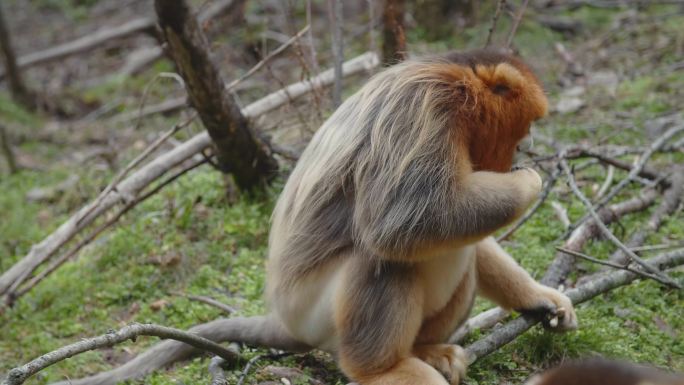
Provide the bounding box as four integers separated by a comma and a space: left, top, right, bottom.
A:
265, 49, 578, 385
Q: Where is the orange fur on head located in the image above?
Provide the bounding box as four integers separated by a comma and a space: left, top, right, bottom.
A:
443, 50, 548, 172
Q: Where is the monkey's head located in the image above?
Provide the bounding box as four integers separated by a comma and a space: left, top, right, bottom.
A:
444, 49, 548, 172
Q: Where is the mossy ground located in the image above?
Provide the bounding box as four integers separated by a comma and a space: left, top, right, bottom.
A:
1, 2, 683, 384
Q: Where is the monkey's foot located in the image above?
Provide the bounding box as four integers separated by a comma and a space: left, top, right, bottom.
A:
413, 344, 468, 385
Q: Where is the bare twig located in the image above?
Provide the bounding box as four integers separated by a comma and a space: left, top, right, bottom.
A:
2, 323, 239, 385
172, 292, 236, 315
560, 158, 681, 288
505, 0, 530, 48
76, 114, 196, 227
328, 0, 344, 107
449, 307, 510, 344
485, 0, 507, 48
465, 248, 684, 363
556, 247, 668, 284
225, 25, 310, 91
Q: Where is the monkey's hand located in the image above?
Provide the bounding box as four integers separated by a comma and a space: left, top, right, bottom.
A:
516, 283, 578, 331
509, 166, 543, 210
414, 344, 468, 385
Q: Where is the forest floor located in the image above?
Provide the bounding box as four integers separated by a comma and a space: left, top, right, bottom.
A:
1, 1, 683, 384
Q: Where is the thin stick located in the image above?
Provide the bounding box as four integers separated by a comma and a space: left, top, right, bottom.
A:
485, 0, 506, 48
172, 292, 236, 315
556, 247, 667, 284
505, 0, 530, 48
225, 25, 310, 91
465, 248, 684, 363
2, 323, 239, 385
550, 201, 571, 229
560, 158, 681, 288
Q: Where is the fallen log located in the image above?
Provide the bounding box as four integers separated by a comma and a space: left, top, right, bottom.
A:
0, 0, 240, 79
464, 248, 684, 363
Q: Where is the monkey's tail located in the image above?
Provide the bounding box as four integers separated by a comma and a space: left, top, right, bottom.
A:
49, 315, 310, 385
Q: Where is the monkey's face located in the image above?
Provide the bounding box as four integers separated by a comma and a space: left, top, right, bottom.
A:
445, 51, 548, 173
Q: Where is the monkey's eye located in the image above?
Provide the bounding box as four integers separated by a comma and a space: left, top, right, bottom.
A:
492, 84, 510, 95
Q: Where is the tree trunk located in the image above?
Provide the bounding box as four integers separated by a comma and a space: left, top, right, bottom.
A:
154, 0, 277, 192
0, 124, 18, 174
0, 3, 34, 110
381, 0, 406, 66
412, 0, 476, 40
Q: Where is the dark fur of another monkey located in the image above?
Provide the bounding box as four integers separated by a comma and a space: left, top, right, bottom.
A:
263, 49, 578, 385
526, 359, 684, 385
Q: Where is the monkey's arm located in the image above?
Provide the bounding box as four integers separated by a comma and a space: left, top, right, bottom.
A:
354, 167, 543, 261
475, 236, 578, 330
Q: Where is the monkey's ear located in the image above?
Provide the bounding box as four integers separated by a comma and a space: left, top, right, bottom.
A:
474, 63, 525, 96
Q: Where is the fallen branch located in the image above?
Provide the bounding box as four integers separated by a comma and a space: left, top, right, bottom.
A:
0, 51, 379, 303
566, 125, 684, 235
450, 188, 658, 342
4, 18, 156, 77
556, 247, 667, 284
560, 158, 680, 288
2, 323, 240, 385
172, 292, 236, 315
465, 248, 684, 363
47, 316, 310, 385
1, 0, 240, 80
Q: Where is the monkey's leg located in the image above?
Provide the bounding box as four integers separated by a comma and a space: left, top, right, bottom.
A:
335, 260, 448, 385
475, 237, 578, 330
